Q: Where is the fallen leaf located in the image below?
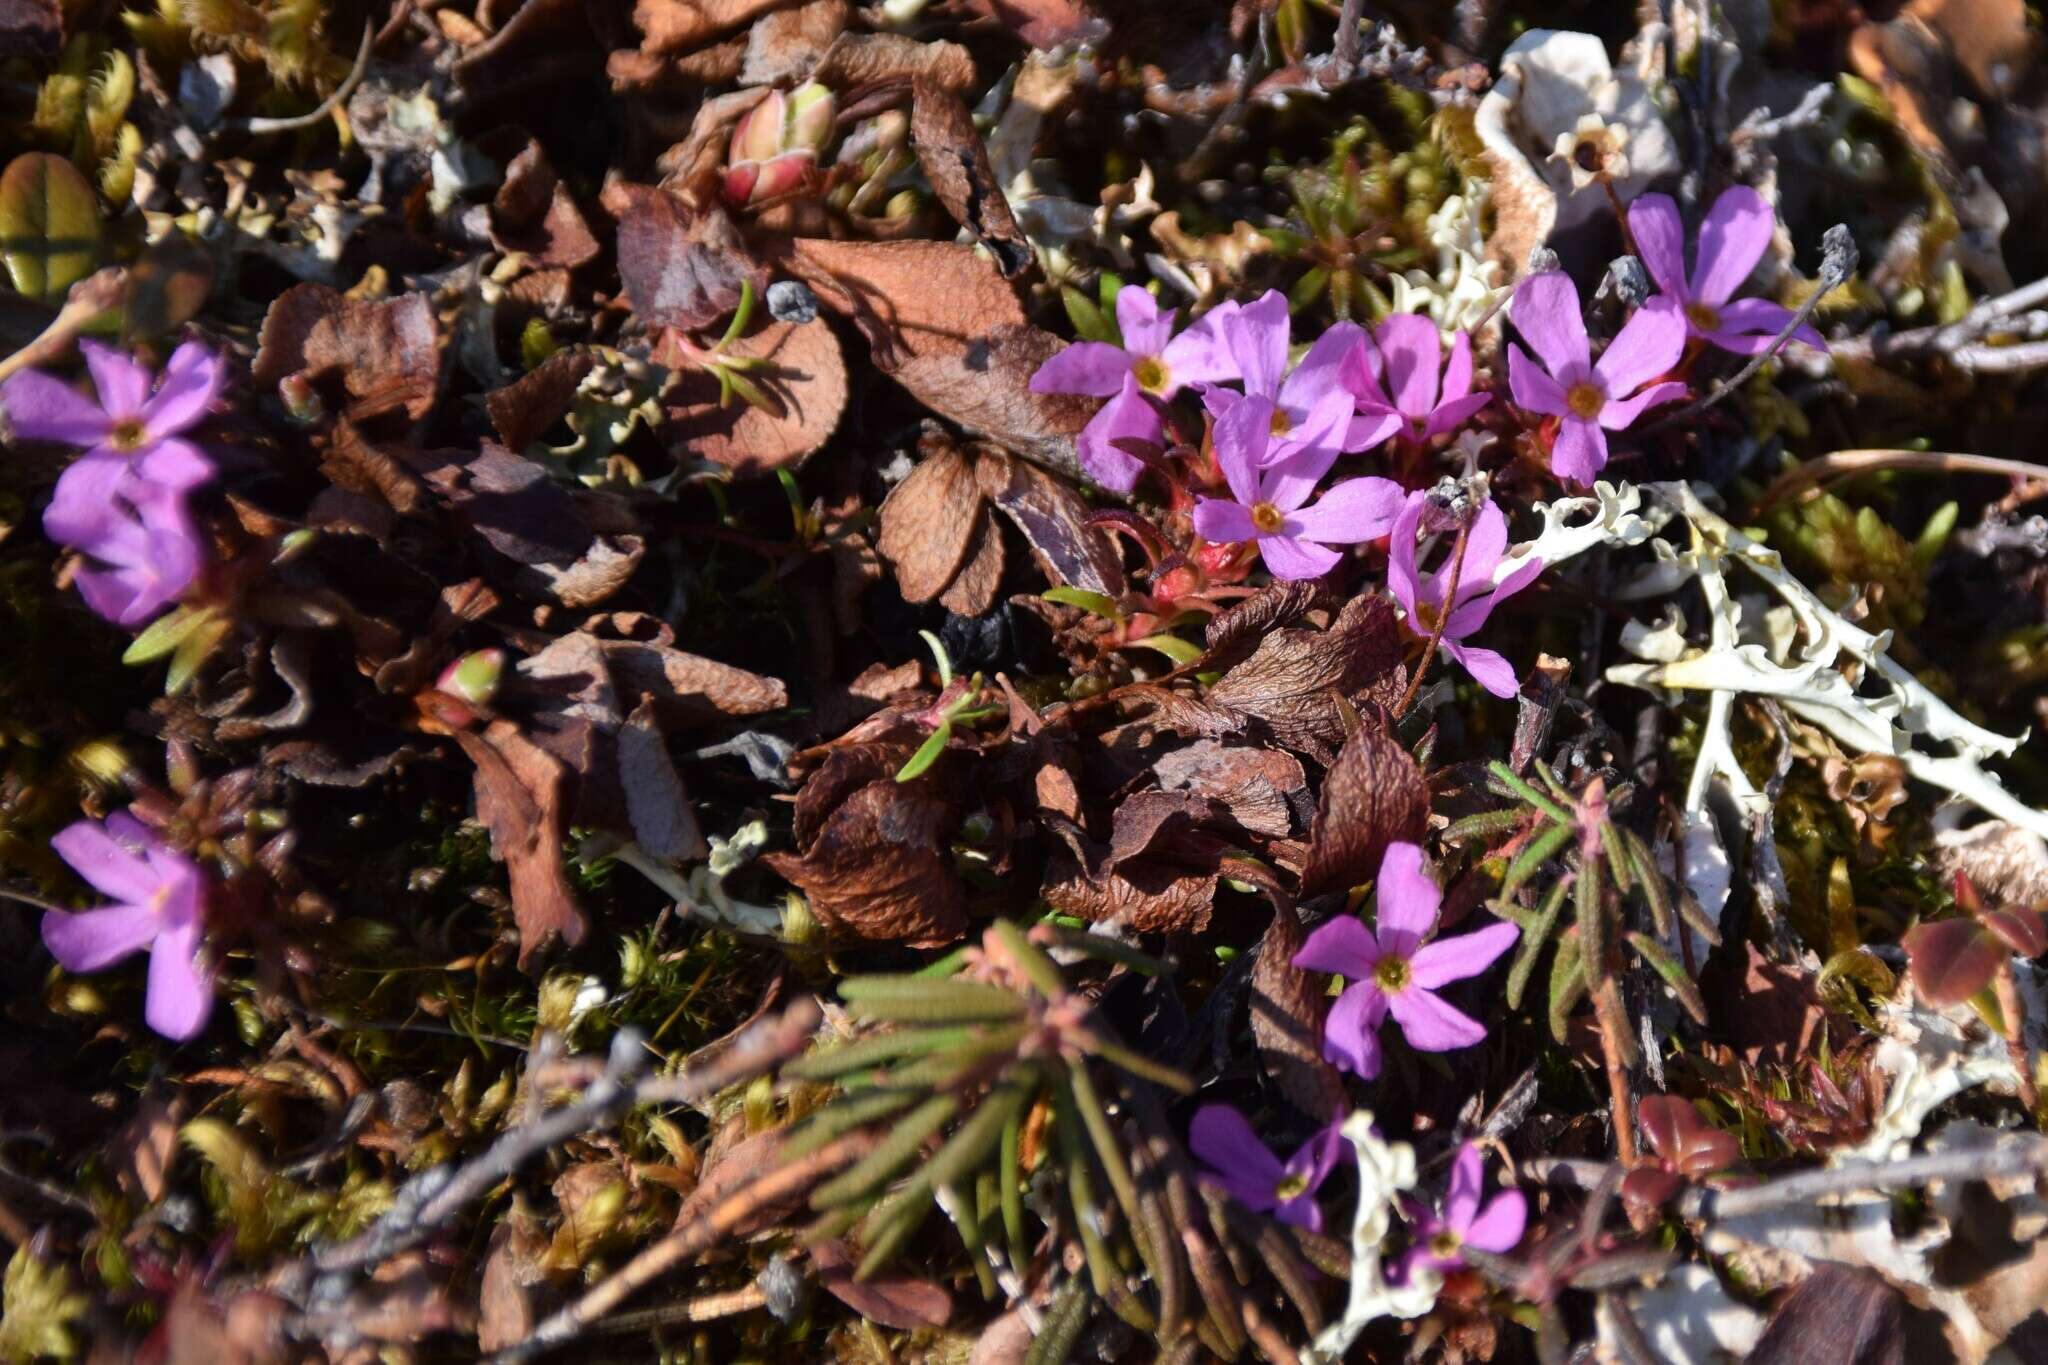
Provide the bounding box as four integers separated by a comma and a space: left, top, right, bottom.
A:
1205, 578, 1331, 656
1747, 1265, 1909, 1365
1206, 593, 1404, 759
660, 317, 848, 472
1152, 740, 1307, 839
779, 238, 1025, 367
902, 326, 1095, 485
476, 1206, 553, 1354
740, 0, 848, 84
965, 0, 1107, 48
620, 698, 706, 861
109, 1088, 185, 1204
877, 439, 985, 602
912, 79, 1030, 278
808, 32, 975, 90
616, 188, 766, 333
1299, 715, 1428, 896
454, 721, 588, 967
765, 777, 966, 946
486, 350, 597, 451
1251, 898, 1345, 1119
633, 0, 796, 55
490, 140, 600, 269
937, 514, 1006, 616
975, 447, 1124, 595
252, 285, 442, 427
811, 1239, 954, 1328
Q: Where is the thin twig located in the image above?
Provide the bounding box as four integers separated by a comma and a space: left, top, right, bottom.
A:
1393, 515, 1471, 719
1644, 223, 1855, 432
1682, 1135, 2048, 1221
1755, 448, 2048, 510
230, 23, 375, 135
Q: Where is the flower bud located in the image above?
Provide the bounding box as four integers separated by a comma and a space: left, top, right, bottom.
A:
437, 648, 504, 710
724, 83, 836, 207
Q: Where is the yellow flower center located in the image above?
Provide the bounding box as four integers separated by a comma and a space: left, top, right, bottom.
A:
1685, 301, 1720, 332
1374, 955, 1412, 992
109, 418, 148, 452
1566, 382, 1604, 420
1412, 598, 1440, 633
1430, 1230, 1464, 1258
1275, 1172, 1310, 1200
1269, 407, 1293, 437
1133, 356, 1171, 394
1249, 501, 1285, 534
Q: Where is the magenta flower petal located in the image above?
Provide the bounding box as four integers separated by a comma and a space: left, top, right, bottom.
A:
1226, 290, 1291, 398
1258, 392, 1354, 508
41, 905, 159, 971
1455, 500, 1510, 587
1373, 841, 1441, 959
1160, 314, 1240, 387
135, 436, 216, 492
1708, 297, 1826, 353
1288, 476, 1404, 544
1386, 984, 1488, 1052
1410, 920, 1520, 989
1031, 341, 1134, 397
1115, 287, 1175, 358
1211, 394, 1271, 504
1506, 344, 1569, 417
1322, 980, 1388, 1078
1627, 193, 1691, 302
1510, 272, 1591, 376
142, 340, 226, 438
51, 817, 158, 903
1550, 418, 1608, 486
81, 340, 153, 418
1190, 1104, 1287, 1207
1385, 492, 1426, 619
2, 368, 111, 445
1347, 409, 1407, 450
1074, 375, 1158, 492
1442, 329, 1475, 401
1281, 322, 1367, 413
1691, 185, 1773, 305
1194, 496, 1257, 545
1594, 298, 1686, 396
1294, 912, 1382, 978
1440, 641, 1520, 698
44, 452, 135, 553
1257, 534, 1340, 581
1462, 1191, 1528, 1253
1598, 379, 1688, 430
1377, 314, 1444, 417
1444, 1143, 1485, 1228
145, 918, 211, 1040
1421, 392, 1491, 441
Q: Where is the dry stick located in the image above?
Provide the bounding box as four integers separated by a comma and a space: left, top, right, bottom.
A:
1994, 963, 2038, 1112
1834, 274, 2048, 362
1392, 515, 1471, 720
1642, 223, 1856, 434
1755, 449, 2048, 511
494, 1129, 875, 1362
1684, 1136, 2048, 1221
313, 998, 820, 1279
1590, 977, 1639, 1166
0, 268, 125, 385
229, 23, 375, 135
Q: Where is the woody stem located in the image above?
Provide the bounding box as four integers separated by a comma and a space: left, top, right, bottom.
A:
1393, 516, 1471, 720
1995, 963, 2038, 1111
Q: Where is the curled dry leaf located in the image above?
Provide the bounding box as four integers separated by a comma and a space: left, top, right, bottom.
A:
938, 515, 1006, 616
976, 447, 1124, 596
808, 32, 975, 91
911, 79, 1031, 278
252, 285, 443, 427
965, 0, 1108, 49
453, 720, 588, 967
1152, 739, 1307, 839
778, 238, 1025, 366
1252, 897, 1346, 1120
1204, 578, 1331, 656
485, 349, 597, 452
764, 765, 967, 947
477, 1206, 554, 1354
1299, 715, 1428, 897
490, 140, 600, 270
1206, 593, 1404, 759
633, 0, 798, 56
905, 325, 1095, 487
740, 0, 848, 84
615, 188, 766, 332
660, 317, 848, 471
810, 1239, 954, 1329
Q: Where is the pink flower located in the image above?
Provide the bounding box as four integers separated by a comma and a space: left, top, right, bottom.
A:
1628, 187, 1826, 356
2, 340, 222, 624
1506, 272, 1687, 485
43, 812, 213, 1040
1292, 841, 1518, 1080
1188, 1105, 1342, 1232
1204, 291, 1399, 460
1386, 492, 1543, 698
1030, 286, 1237, 491
1397, 1143, 1527, 1281
1346, 314, 1491, 446
1191, 389, 1403, 581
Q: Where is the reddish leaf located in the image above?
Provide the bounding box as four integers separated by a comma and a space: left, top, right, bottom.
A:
877, 438, 986, 603
763, 780, 967, 947
1251, 898, 1345, 1119
454, 721, 588, 967
911, 79, 1030, 277
252, 285, 442, 427
1299, 715, 1427, 896
1903, 916, 2006, 1007
615, 188, 766, 332
811, 1239, 954, 1329
659, 317, 848, 472
1206, 593, 1403, 759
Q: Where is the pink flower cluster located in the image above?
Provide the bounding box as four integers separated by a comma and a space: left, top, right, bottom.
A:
3, 340, 223, 625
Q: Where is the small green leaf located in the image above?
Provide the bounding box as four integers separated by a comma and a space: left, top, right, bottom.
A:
122, 603, 213, 664
839, 976, 1030, 1024
1626, 931, 1708, 1024
1126, 633, 1203, 665
0, 152, 102, 304
0, 1242, 87, 1365
1060, 285, 1119, 345
1548, 927, 1587, 1044
895, 723, 950, 783
919, 628, 954, 687
1041, 586, 1122, 621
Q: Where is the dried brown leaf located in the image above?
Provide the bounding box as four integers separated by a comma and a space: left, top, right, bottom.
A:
616, 188, 766, 332
1206, 593, 1403, 757
477, 1208, 554, 1354
620, 698, 707, 861
937, 514, 1006, 616
1205, 578, 1331, 654
811, 1239, 954, 1328
877, 440, 984, 602
486, 350, 596, 452
660, 317, 847, 471
764, 780, 966, 946
976, 447, 1124, 595
740, 0, 848, 84
252, 285, 442, 426
490, 141, 600, 269
324, 420, 428, 515
454, 721, 588, 967
901, 325, 1094, 484
964, 0, 1107, 48
1251, 901, 1345, 1120
809, 32, 975, 90
634, 0, 797, 55
911, 79, 1030, 277
1299, 716, 1427, 896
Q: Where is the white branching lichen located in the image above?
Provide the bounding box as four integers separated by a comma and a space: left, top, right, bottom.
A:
1303, 1112, 1438, 1365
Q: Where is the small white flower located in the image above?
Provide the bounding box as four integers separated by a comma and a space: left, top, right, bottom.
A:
1551, 112, 1632, 190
